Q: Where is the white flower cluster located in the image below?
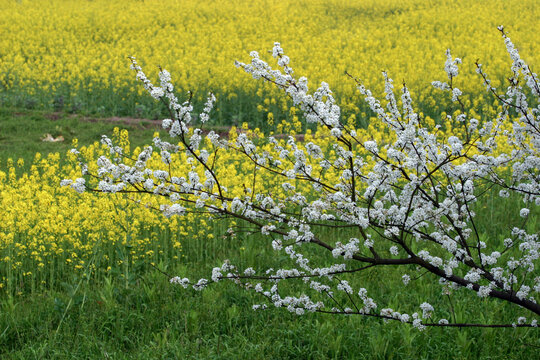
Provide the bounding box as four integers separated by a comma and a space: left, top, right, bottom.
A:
199, 92, 216, 123
60, 178, 86, 193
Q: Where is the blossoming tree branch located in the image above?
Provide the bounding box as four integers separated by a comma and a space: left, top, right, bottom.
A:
64, 27, 539, 329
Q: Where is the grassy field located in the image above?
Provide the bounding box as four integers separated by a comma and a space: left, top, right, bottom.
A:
0, 108, 159, 166
2, 266, 537, 359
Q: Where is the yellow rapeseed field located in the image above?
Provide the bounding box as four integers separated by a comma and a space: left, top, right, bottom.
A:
0, 130, 183, 293
0, 0, 536, 295
0, 0, 538, 114
0, 112, 519, 294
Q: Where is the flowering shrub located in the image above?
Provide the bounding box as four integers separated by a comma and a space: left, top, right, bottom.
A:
65, 27, 539, 329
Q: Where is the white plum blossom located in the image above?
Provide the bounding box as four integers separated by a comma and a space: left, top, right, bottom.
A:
71, 178, 86, 193
150, 87, 165, 99
170, 277, 190, 288
402, 274, 411, 286
420, 302, 434, 319
363, 140, 378, 153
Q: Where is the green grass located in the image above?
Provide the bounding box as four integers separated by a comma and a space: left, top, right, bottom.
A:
0, 107, 168, 168
1, 249, 538, 359
0, 84, 291, 132
2, 223, 539, 360
0, 109, 539, 359
2, 272, 538, 359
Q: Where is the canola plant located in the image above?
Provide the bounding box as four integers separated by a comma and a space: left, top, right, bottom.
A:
0, 0, 537, 295
0, 0, 538, 118
0, 110, 519, 294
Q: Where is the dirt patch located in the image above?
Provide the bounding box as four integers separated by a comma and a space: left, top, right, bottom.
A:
45, 112, 62, 121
